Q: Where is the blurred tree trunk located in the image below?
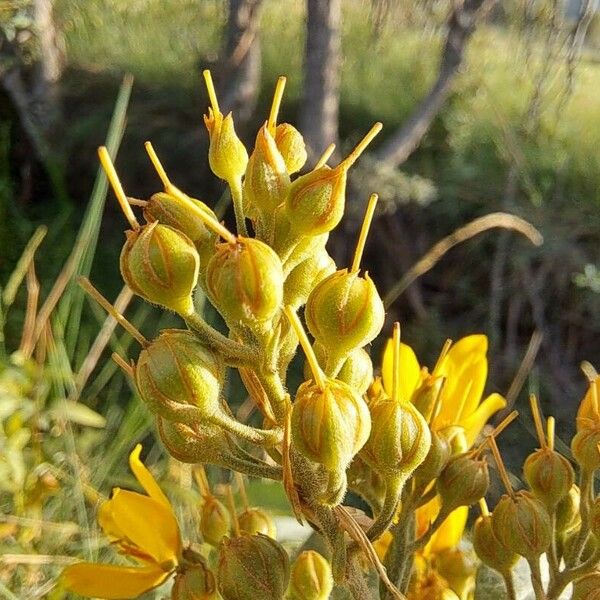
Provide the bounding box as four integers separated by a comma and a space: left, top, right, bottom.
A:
218, 0, 262, 125
299, 0, 341, 165
376, 0, 495, 168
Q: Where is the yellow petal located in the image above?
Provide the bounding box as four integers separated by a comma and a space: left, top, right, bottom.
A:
458, 392, 506, 448
108, 488, 181, 565
61, 562, 169, 599
129, 444, 171, 510
577, 376, 600, 423
381, 339, 421, 401
427, 506, 469, 555
441, 335, 488, 369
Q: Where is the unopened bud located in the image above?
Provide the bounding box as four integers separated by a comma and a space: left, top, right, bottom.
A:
121, 222, 199, 315
274, 123, 307, 174
135, 330, 224, 423
206, 237, 284, 327
238, 507, 276, 539
284, 248, 336, 310
435, 548, 477, 600
172, 562, 218, 600
437, 454, 489, 511
336, 348, 374, 395
200, 496, 231, 546
414, 430, 451, 485
555, 484, 580, 533
287, 550, 333, 600
523, 447, 574, 509
204, 109, 248, 183
571, 426, 600, 472
491, 491, 552, 559
218, 534, 290, 600
305, 269, 384, 360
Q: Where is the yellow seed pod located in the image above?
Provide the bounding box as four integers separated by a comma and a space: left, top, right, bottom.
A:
274, 122, 307, 174
491, 491, 552, 559
143, 192, 217, 270
206, 237, 284, 326
121, 222, 199, 315
473, 512, 518, 574
413, 429, 451, 486
217, 534, 290, 600
238, 507, 276, 539
243, 124, 290, 215
305, 269, 385, 359
437, 454, 489, 511
523, 447, 574, 509
572, 573, 600, 600
287, 550, 333, 600
556, 484, 580, 533
283, 248, 336, 310
360, 392, 431, 481
571, 426, 600, 472
204, 109, 248, 184
135, 330, 224, 423
200, 496, 231, 546
172, 562, 219, 600
291, 378, 371, 472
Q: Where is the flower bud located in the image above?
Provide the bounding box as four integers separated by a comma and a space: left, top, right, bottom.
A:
172, 562, 219, 600
287, 550, 333, 600
473, 512, 518, 574
217, 534, 290, 600
274, 123, 307, 174
243, 125, 290, 215
412, 374, 445, 423
285, 166, 346, 236
571, 426, 600, 472
283, 248, 336, 310
572, 573, 600, 600
121, 222, 199, 315
135, 330, 224, 423
336, 348, 374, 396
491, 491, 552, 559
437, 454, 489, 511
204, 109, 248, 183
292, 378, 371, 474
200, 496, 231, 546
361, 394, 431, 481
305, 269, 385, 360
414, 430, 451, 485
523, 447, 574, 509
206, 237, 284, 327
435, 548, 477, 600
556, 484, 580, 533
238, 507, 276, 539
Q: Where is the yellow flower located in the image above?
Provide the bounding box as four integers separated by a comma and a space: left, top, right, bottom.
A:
61, 445, 181, 599
381, 334, 506, 449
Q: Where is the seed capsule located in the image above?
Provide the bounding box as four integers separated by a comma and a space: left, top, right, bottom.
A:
572, 573, 600, 600
200, 496, 231, 546
243, 124, 290, 215
336, 348, 374, 395
238, 507, 276, 539
206, 237, 284, 327
218, 534, 290, 600
523, 447, 574, 509
121, 222, 199, 315
571, 426, 600, 472
473, 512, 518, 574
287, 550, 333, 600
437, 454, 489, 511
274, 123, 307, 174
491, 491, 552, 559
283, 248, 336, 310
135, 330, 224, 423
291, 378, 371, 474
172, 562, 219, 600
305, 269, 385, 360
555, 484, 580, 533
414, 430, 451, 486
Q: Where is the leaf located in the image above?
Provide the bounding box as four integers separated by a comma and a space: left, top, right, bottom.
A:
51, 401, 106, 428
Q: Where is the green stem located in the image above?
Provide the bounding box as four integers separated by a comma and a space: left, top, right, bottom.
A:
528, 557, 547, 600
548, 511, 559, 584
229, 177, 248, 236
366, 475, 404, 542
185, 311, 253, 365
210, 411, 282, 447
227, 454, 283, 481
547, 547, 600, 599
566, 469, 593, 566
502, 570, 517, 600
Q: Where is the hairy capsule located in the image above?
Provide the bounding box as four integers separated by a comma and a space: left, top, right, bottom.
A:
172, 562, 219, 600
287, 551, 333, 600
473, 512, 518, 574
437, 454, 489, 511
238, 507, 276, 539
523, 447, 574, 509
204, 109, 248, 183
274, 123, 307, 174
200, 496, 231, 546
571, 426, 600, 472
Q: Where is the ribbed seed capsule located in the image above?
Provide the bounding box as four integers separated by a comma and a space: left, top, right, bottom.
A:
217, 534, 290, 600
206, 237, 284, 327
243, 124, 290, 215
287, 551, 333, 600
473, 513, 518, 573
413, 430, 451, 485
135, 330, 224, 423
305, 269, 385, 360
571, 426, 600, 472
120, 222, 199, 316
283, 248, 336, 310
491, 491, 552, 559
556, 484, 580, 533
336, 348, 374, 395
238, 507, 276, 539
200, 496, 231, 546
523, 447, 574, 509
172, 562, 219, 600
437, 454, 489, 511
274, 123, 307, 174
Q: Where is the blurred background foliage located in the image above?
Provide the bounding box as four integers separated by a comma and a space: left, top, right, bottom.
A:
1, 0, 600, 597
